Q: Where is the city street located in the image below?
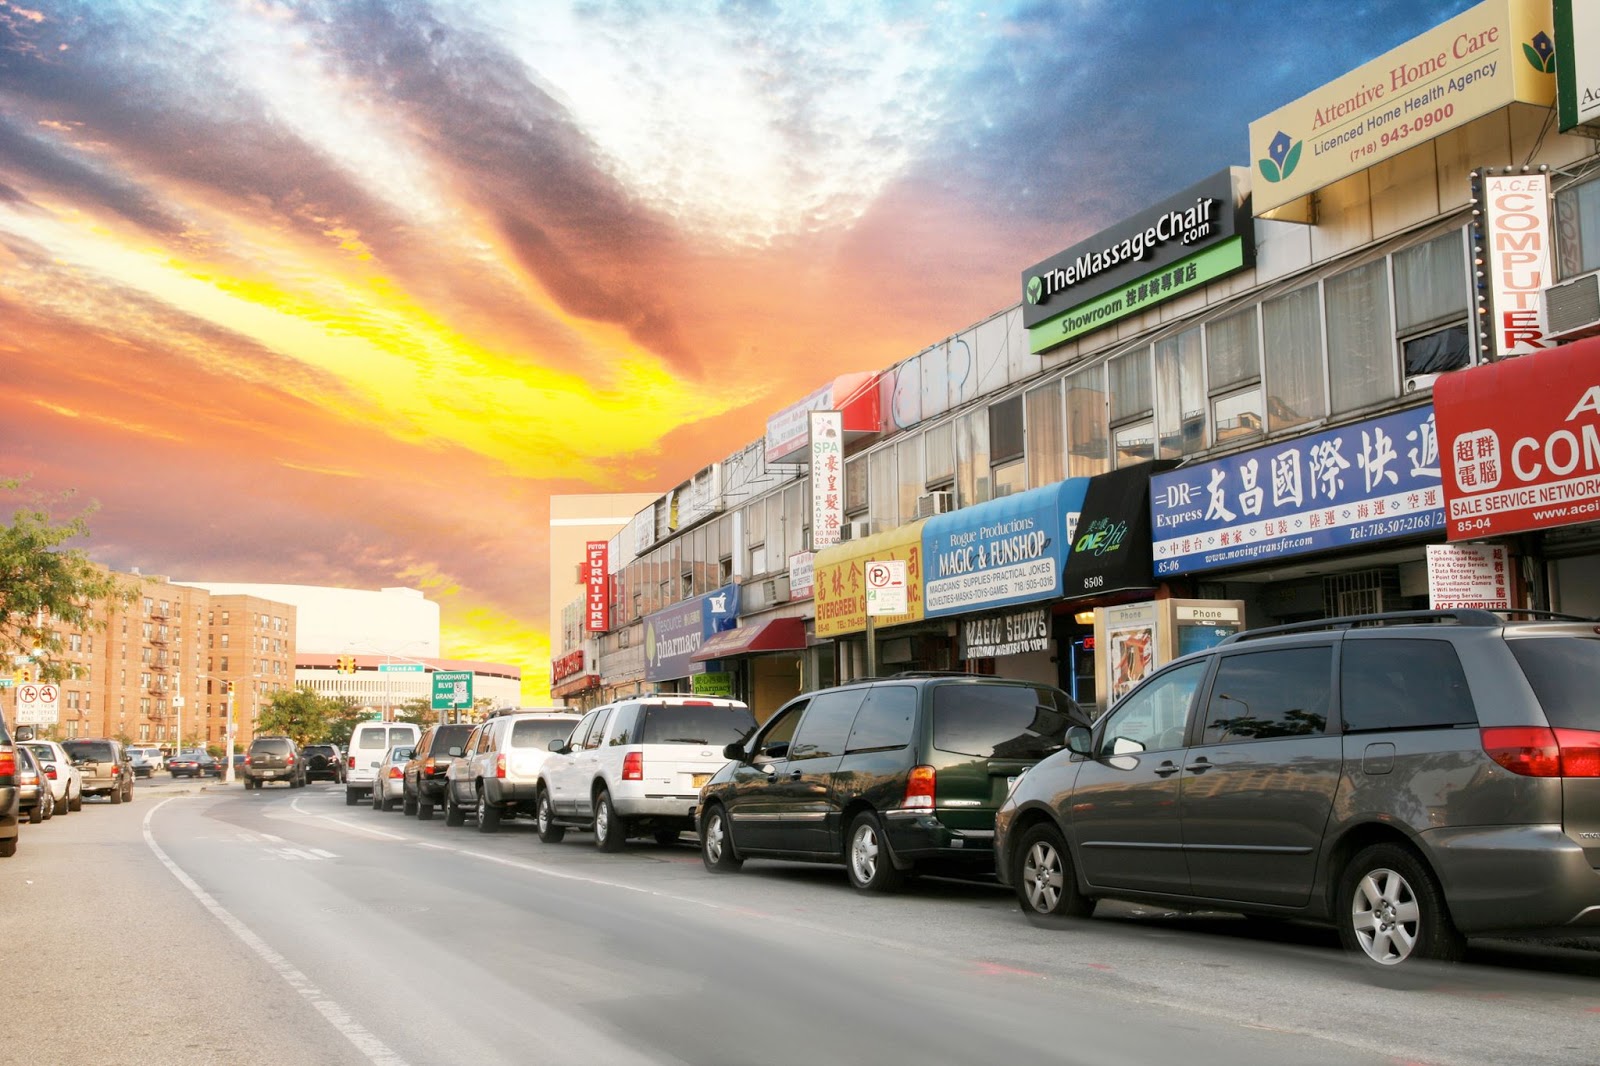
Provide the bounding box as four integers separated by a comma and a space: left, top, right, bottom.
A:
6, 781, 1600, 1066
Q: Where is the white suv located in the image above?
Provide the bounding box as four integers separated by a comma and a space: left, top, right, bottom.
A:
442, 710, 582, 832
344, 721, 421, 805
535, 696, 756, 851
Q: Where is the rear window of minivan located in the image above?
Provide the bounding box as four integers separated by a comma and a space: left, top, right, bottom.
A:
511, 719, 578, 748
636, 703, 756, 746
251, 738, 293, 754
63, 740, 116, 761
1507, 637, 1600, 729
933, 684, 1078, 759
357, 726, 414, 749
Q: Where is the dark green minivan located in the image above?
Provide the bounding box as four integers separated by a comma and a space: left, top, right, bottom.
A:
697, 674, 1085, 891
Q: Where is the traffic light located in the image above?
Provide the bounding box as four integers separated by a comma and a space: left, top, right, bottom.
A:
224, 680, 235, 695
10, 666, 26, 684
336, 655, 357, 674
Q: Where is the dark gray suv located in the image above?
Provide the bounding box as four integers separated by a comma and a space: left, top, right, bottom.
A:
995, 609, 1600, 968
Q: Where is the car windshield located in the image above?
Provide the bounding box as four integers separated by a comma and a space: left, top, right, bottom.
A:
22, 743, 54, 761
933, 684, 1080, 759
1507, 636, 1600, 730
357, 728, 393, 749
63, 740, 116, 761
636, 703, 756, 745
510, 719, 578, 748
430, 725, 474, 751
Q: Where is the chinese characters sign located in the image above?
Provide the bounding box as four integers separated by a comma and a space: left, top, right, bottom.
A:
810, 411, 844, 549
1151, 406, 1444, 575
813, 521, 926, 637
1426, 544, 1512, 609
584, 540, 609, 633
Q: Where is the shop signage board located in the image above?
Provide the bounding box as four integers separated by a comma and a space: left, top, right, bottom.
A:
922, 478, 1089, 618
766, 373, 880, 463
1022, 169, 1253, 353
550, 649, 586, 686
691, 672, 734, 697
810, 411, 844, 549
1151, 405, 1444, 575
15, 683, 59, 726
961, 606, 1051, 659
1555, 0, 1600, 134
1479, 171, 1553, 359
865, 560, 907, 616
1434, 336, 1600, 539
813, 520, 926, 637
788, 551, 814, 601
1062, 462, 1174, 598
1426, 544, 1512, 608
584, 540, 610, 632
1248, 0, 1555, 215
643, 583, 739, 682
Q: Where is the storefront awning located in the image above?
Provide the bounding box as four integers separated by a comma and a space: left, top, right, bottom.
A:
1062, 460, 1177, 598
690, 617, 808, 662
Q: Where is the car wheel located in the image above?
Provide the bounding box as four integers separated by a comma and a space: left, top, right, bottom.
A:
42, 791, 54, 820
1015, 822, 1095, 919
845, 811, 904, 893
593, 790, 626, 853
54, 791, 68, 816
416, 791, 434, 821
402, 785, 417, 816
26, 800, 43, 824
370, 786, 381, 810
699, 805, 742, 873
0, 837, 14, 858
444, 787, 465, 827
475, 786, 501, 833
109, 784, 123, 805
1338, 843, 1465, 967
346, 788, 359, 806
536, 788, 565, 844
69, 788, 81, 813
381, 792, 397, 812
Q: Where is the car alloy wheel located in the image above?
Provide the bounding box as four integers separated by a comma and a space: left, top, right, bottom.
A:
537, 789, 565, 844
845, 812, 903, 893
700, 805, 741, 873
1338, 843, 1465, 967
594, 791, 625, 852
475, 786, 501, 833
1015, 823, 1094, 919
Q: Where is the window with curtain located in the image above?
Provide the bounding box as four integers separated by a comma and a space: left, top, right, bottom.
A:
1065, 363, 1108, 478
1109, 346, 1153, 422
925, 421, 954, 487
1155, 327, 1206, 459
1262, 284, 1325, 433
1393, 229, 1471, 377
1206, 306, 1263, 443
1555, 173, 1600, 278
897, 436, 924, 524
869, 446, 897, 533
1024, 379, 1065, 488
1326, 259, 1393, 413
955, 407, 991, 507
785, 483, 806, 559
845, 455, 868, 514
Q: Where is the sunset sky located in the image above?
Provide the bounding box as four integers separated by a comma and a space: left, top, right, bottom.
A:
0, 0, 1469, 700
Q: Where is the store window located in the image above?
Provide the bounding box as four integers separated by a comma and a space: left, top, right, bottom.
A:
955, 406, 990, 507
1065, 363, 1108, 478
1109, 346, 1154, 468
1262, 284, 1325, 433
1326, 259, 1393, 413
1555, 173, 1600, 278
989, 395, 1025, 498
1155, 326, 1206, 459
1025, 379, 1065, 488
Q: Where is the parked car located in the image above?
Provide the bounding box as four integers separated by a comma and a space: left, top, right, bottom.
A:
126, 746, 164, 773
697, 674, 1082, 890
344, 722, 421, 806
62, 738, 133, 804
995, 608, 1600, 969
16, 744, 54, 824
539, 696, 757, 850
403, 724, 475, 820
128, 750, 156, 778
443, 710, 582, 831
303, 744, 345, 783
22, 741, 82, 813
242, 736, 305, 789
369, 744, 414, 811
168, 749, 219, 779
0, 712, 17, 856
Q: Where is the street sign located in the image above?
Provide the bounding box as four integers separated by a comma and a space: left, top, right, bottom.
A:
16, 682, 59, 726
365, 710, 384, 720
430, 671, 473, 712
378, 662, 425, 673
865, 559, 907, 616
0, 678, 11, 688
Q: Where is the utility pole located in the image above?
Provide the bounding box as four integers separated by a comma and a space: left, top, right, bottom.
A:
224, 683, 237, 784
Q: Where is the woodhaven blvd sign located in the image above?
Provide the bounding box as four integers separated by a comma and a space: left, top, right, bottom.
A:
961, 607, 1050, 659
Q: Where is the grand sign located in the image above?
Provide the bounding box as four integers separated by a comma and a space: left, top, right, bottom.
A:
1435, 337, 1600, 539
1022, 169, 1252, 352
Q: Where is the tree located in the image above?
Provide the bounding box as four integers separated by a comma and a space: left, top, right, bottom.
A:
256, 687, 333, 747
393, 696, 437, 729
0, 479, 135, 681
324, 695, 369, 748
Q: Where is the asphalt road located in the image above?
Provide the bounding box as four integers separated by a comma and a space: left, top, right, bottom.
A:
6, 778, 1600, 1065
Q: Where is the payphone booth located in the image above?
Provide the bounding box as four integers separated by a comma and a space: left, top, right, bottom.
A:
1092, 599, 1245, 716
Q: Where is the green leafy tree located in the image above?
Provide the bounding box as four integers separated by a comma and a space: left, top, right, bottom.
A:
0, 479, 135, 681
256, 686, 333, 747
393, 696, 437, 729
324, 695, 368, 748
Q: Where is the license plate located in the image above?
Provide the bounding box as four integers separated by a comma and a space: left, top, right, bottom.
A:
692, 773, 711, 788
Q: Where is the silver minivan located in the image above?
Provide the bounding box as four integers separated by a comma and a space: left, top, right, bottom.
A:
996, 609, 1600, 968
344, 721, 421, 806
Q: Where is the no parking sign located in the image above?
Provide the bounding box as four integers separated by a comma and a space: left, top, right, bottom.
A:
16, 682, 59, 725
865, 559, 907, 616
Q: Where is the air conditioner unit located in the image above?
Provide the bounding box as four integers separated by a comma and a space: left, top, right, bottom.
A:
759, 575, 791, 606
1545, 269, 1600, 341
839, 519, 873, 542
1403, 373, 1442, 394
914, 490, 955, 519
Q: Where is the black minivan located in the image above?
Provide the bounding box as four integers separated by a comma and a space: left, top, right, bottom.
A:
697, 673, 1085, 892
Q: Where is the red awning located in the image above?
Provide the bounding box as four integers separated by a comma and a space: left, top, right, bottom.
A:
689, 617, 809, 662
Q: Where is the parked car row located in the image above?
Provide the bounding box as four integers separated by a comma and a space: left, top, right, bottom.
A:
0, 731, 136, 860
354, 611, 1600, 971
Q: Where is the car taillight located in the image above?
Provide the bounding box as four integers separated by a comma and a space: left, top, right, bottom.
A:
424, 756, 436, 774
0, 752, 13, 778
496, 753, 506, 779
903, 765, 936, 810
111, 764, 121, 777
245, 755, 253, 766
622, 751, 643, 781
388, 766, 403, 779
44, 766, 57, 779
348, 755, 356, 769
1480, 726, 1600, 777
286, 754, 295, 765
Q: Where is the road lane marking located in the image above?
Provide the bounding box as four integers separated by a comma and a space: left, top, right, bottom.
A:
142, 798, 408, 1066
287, 796, 409, 840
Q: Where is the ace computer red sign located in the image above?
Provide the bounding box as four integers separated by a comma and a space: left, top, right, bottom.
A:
1435, 338, 1600, 539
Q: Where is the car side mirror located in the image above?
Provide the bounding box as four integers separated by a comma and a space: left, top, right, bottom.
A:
447, 746, 464, 758
548, 739, 568, 754
1065, 726, 1092, 756
722, 742, 745, 761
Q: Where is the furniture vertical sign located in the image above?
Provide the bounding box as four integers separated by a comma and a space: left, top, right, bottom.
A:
585, 539, 609, 633
811, 411, 844, 549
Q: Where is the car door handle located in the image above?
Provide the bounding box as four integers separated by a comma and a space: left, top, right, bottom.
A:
1152, 761, 1181, 778
1184, 757, 1212, 774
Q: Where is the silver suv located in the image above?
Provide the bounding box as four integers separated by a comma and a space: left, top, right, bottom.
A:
442, 710, 581, 831
537, 696, 756, 850
996, 609, 1600, 968
62, 738, 133, 804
